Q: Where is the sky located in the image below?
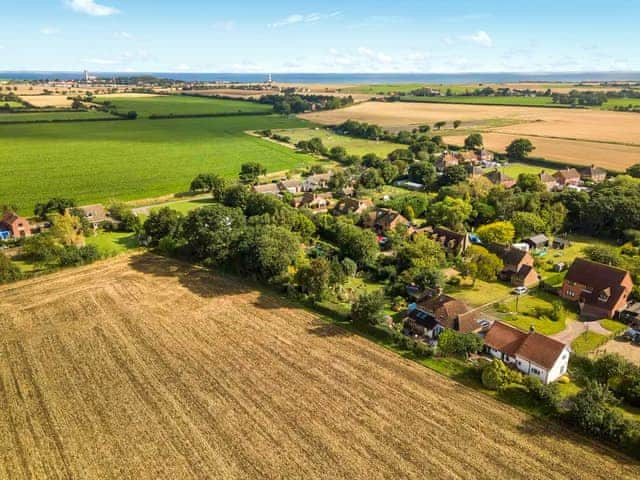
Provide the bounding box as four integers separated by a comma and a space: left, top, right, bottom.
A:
1, 0, 638, 73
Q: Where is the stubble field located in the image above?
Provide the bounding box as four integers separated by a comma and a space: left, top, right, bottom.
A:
301, 101, 640, 170
0, 254, 638, 479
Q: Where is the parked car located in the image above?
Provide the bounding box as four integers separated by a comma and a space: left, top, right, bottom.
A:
513, 286, 529, 295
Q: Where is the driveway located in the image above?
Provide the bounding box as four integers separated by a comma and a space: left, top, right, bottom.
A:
551, 319, 611, 344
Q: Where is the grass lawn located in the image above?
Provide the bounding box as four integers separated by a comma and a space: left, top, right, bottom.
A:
444, 277, 513, 309
0, 110, 117, 123
399, 95, 560, 107
149, 197, 217, 215
600, 319, 627, 335
270, 127, 405, 157
536, 234, 616, 280
500, 163, 546, 178
96, 95, 272, 118
601, 97, 640, 110
572, 331, 610, 355
86, 231, 139, 257
1, 101, 24, 108
0, 115, 317, 215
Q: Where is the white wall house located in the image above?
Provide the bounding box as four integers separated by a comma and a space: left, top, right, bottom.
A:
485, 322, 570, 384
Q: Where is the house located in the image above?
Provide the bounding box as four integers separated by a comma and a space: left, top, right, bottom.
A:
278, 179, 303, 194
333, 197, 373, 216
560, 258, 634, 319
553, 168, 581, 187
362, 208, 412, 234
404, 294, 485, 340
497, 246, 539, 287
414, 226, 470, 256
524, 234, 549, 250
477, 149, 495, 163
580, 165, 607, 183
302, 173, 332, 192
435, 151, 460, 171
485, 170, 516, 189
539, 171, 558, 191
252, 183, 281, 195
292, 192, 332, 210
70, 204, 112, 230
484, 321, 570, 384
0, 211, 32, 238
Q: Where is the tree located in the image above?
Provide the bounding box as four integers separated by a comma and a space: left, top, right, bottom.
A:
407, 162, 436, 187
50, 212, 85, 247
511, 211, 547, 238
189, 173, 227, 200
476, 221, 516, 245
239, 162, 267, 184
351, 290, 385, 326
464, 133, 483, 150
143, 207, 183, 246
396, 235, 446, 271
342, 258, 358, 277
335, 223, 379, 267
33, 197, 76, 220
126, 111, 138, 119
453, 120, 462, 129
181, 204, 246, 264
438, 330, 484, 359
465, 245, 503, 284
550, 300, 565, 323
296, 257, 331, 300
429, 196, 472, 231
482, 360, 512, 390
359, 168, 384, 189
243, 225, 300, 280
439, 165, 468, 186
223, 184, 249, 209
0, 252, 21, 284
108, 202, 140, 232
582, 245, 622, 267
434, 121, 447, 130
506, 138, 535, 161
516, 173, 545, 193
379, 162, 399, 184
329, 146, 347, 162
593, 354, 629, 383
626, 163, 640, 178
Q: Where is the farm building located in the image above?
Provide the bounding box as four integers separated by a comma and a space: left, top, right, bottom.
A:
559, 258, 633, 319
484, 321, 570, 384
0, 211, 32, 238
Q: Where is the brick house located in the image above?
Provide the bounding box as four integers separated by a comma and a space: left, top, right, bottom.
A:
362, 208, 412, 234
497, 246, 540, 287
560, 258, 633, 319
435, 151, 460, 171
0, 211, 32, 238
333, 197, 373, 216
539, 171, 559, 191
553, 168, 582, 187
292, 192, 333, 210
404, 294, 486, 340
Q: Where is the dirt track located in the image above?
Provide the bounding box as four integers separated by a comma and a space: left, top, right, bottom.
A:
0, 254, 639, 479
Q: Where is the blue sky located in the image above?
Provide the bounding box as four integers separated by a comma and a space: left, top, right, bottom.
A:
1, 0, 638, 73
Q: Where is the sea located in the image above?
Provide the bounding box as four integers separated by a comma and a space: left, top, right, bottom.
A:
3, 72, 640, 84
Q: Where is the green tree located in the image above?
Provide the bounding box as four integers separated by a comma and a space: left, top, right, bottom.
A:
336, 223, 379, 267
351, 290, 385, 326
516, 173, 546, 193
329, 146, 347, 162
239, 162, 267, 184
429, 196, 472, 231
296, 257, 331, 300
550, 300, 565, 323
453, 120, 462, 129
434, 121, 447, 130
466, 245, 503, 284
0, 253, 21, 283
511, 211, 547, 238
506, 138, 535, 161
407, 162, 436, 187
482, 360, 511, 390
244, 225, 300, 280
464, 133, 483, 150
143, 207, 183, 246
476, 221, 516, 245
33, 197, 76, 220
359, 168, 384, 189
626, 163, 640, 178
440, 165, 468, 186
182, 204, 246, 264
438, 330, 484, 359
223, 184, 249, 209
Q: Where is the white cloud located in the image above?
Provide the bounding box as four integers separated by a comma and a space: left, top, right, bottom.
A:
462, 30, 493, 47
85, 58, 118, 65
268, 11, 341, 28
176, 63, 190, 71
212, 20, 236, 32
357, 47, 392, 64
41, 27, 60, 35
65, 0, 120, 17
115, 31, 133, 39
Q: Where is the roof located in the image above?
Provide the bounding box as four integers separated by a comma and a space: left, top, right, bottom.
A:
0, 211, 22, 225
364, 208, 410, 230
565, 258, 631, 311
580, 165, 607, 178
554, 168, 581, 180
253, 183, 281, 194
279, 179, 303, 188
484, 321, 567, 369
485, 170, 514, 185
334, 197, 373, 215
74, 204, 108, 223
416, 294, 471, 330
539, 172, 556, 183
526, 234, 549, 246
306, 173, 332, 182
499, 246, 530, 268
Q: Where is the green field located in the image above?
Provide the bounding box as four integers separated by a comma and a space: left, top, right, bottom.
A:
601, 97, 640, 110
399, 95, 559, 107
271, 127, 405, 156
500, 163, 546, 178
0, 115, 317, 214
342, 84, 475, 95
96, 95, 272, 117
0, 110, 117, 123
1, 101, 23, 108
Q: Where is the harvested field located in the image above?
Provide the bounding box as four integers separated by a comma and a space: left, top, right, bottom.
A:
444, 132, 640, 171
0, 254, 638, 479
301, 101, 640, 170
19, 95, 74, 108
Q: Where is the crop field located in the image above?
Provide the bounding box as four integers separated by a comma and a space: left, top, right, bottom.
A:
399, 95, 558, 107
0, 115, 316, 214
270, 127, 405, 156
0, 110, 117, 123
0, 254, 638, 479
302, 101, 640, 170
19, 95, 74, 108
95, 95, 272, 118
1, 101, 24, 108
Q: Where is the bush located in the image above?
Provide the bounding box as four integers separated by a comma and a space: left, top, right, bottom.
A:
351, 290, 385, 326
0, 252, 21, 283
558, 375, 571, 384
482, 360, 520, 390
524, 375, 561, 410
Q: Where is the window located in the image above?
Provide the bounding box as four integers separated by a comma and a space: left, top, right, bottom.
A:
531, 367, 541, 375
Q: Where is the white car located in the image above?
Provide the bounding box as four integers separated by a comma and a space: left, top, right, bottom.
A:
513, 286, 529, 295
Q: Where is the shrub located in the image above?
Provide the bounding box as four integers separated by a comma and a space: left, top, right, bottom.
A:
481, 360, 520, 390
0, 252, 21, 283
558, 375, 571, 384
524, 375, 561, 410
351, 290, 385, 326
